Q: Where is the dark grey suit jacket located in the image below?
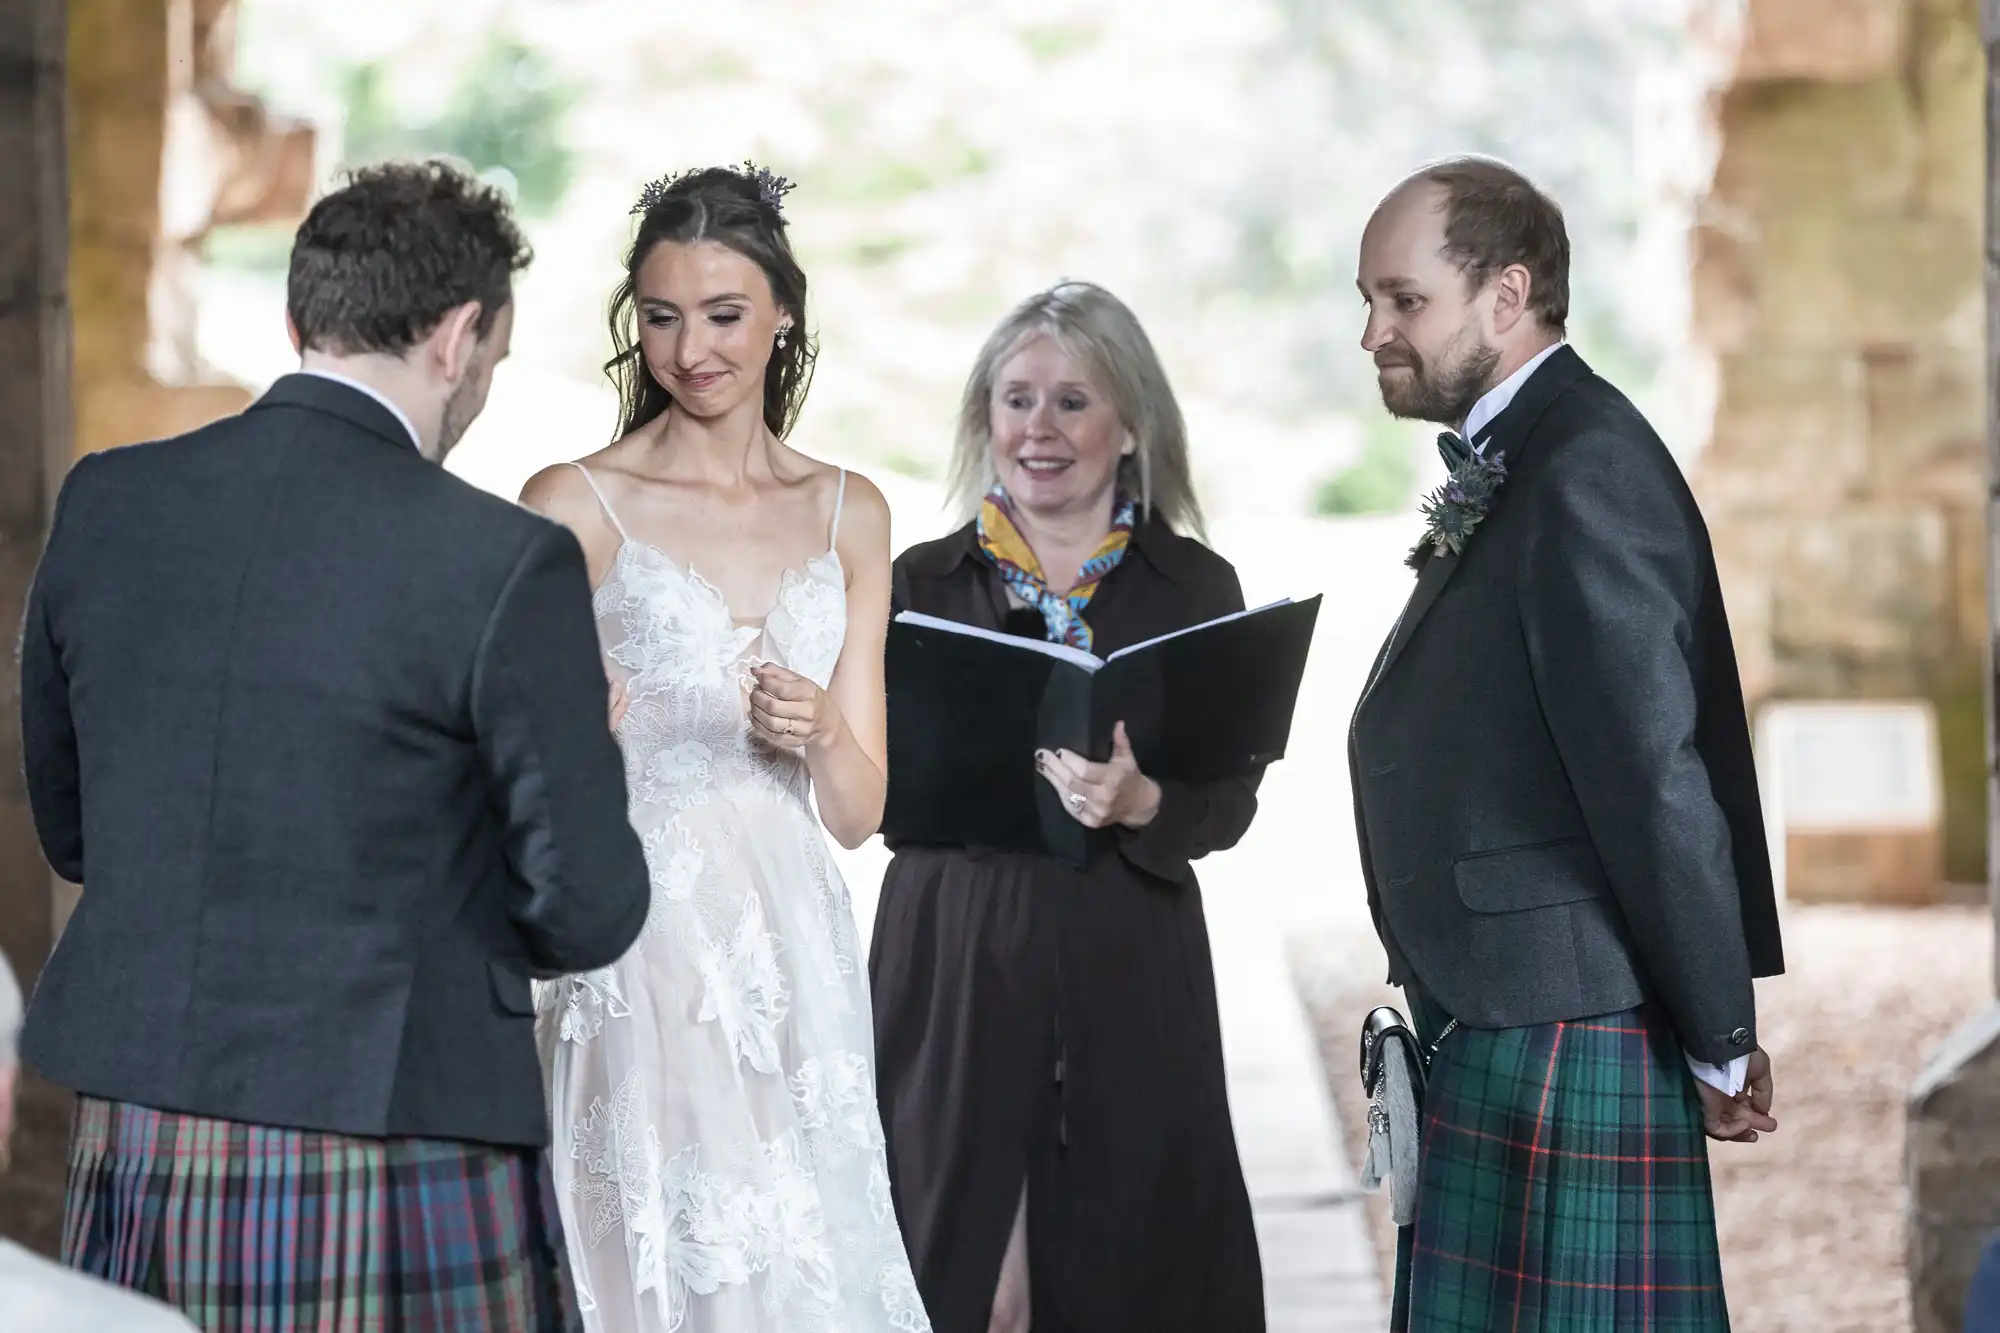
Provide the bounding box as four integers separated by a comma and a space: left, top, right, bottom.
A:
1348, 347, 1784, 1067
18, 373, 649, 1148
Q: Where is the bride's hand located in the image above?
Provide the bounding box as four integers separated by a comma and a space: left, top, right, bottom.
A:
750, 664, 839, 753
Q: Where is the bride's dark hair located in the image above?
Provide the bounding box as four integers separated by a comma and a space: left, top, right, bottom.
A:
605, 165, 816, 440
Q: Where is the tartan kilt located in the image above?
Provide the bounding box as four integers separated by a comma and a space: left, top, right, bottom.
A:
1390, 993, 1729, 1333
61, 1097, 578, 1333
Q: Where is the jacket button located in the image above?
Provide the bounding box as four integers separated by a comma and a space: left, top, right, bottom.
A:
1729, 1027, 1751, 1047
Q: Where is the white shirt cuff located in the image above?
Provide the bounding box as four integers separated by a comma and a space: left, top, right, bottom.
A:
1686, 1052, 1748, 1097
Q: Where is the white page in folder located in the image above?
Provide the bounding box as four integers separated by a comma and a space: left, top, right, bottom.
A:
1102, 598, 1295, 662
895, 598, 1297, 671
891, 610, 1104, 670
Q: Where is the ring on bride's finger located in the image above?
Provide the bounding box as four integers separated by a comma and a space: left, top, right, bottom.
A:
784, 719, 794, 735
1068, 791, 1085, 813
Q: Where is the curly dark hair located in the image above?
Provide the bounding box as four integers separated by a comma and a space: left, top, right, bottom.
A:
606, 166, 815, 440
287, 160, 534, 356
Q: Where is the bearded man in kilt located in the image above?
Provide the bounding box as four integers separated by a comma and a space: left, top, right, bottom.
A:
1349, 157, 1784, 1332
17, 161, 652, 1331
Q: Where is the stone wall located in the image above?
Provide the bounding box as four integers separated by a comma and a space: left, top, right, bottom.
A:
66, 0, 233, 464
0, 0, 74, 1257
1901, 11, 2000, 1330
1910, 1005, 2000, 1333
70, 0, 314, 468
1690, 0, 1990, 888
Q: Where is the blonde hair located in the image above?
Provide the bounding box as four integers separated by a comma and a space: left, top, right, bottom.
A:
946, 280, 1206, 538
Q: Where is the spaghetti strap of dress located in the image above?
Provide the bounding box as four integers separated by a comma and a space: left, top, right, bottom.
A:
566, 462, 631, 543
828, 468, 848, 548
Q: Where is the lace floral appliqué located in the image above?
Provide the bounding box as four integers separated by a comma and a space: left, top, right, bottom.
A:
544, 521, 931, 1332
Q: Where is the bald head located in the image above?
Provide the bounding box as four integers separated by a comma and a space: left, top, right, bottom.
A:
1371, 172, 1442, 220
1369, 157, 1569, 333
1355, 157, 1567, 427
1359, 178, 1454, 303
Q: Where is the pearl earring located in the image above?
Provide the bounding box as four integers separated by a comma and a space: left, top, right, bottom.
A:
777, 326, 791, 351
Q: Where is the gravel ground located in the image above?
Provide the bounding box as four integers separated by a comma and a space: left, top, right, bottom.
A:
1288, 903, 1995, 1333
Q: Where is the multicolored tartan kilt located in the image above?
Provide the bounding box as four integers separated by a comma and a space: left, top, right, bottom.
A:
1390, 993, 1729, 1333
61, 1097, 578, 1333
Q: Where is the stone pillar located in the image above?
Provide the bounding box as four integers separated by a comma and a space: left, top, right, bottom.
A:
1911, 1011, 2000, 1332
70, 0, 178, 462
69, 0, 314, 467
1906, 11, 2000, 1329
1690, 0, 1990, 892
0, 0, 74, 1256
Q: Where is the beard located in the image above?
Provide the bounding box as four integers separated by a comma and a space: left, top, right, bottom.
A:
1374, 326, 1501, 426
430, 372, 484, 463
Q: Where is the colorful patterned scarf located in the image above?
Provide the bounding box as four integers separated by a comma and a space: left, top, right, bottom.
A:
976, 485, 1136, 651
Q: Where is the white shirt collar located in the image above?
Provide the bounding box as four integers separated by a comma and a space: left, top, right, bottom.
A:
295, 367, 424, 452
1461, 340, 1565, 448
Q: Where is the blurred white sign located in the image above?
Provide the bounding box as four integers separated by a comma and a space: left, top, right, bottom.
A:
1757, 701, 1940, 829
1754, 700, 1942, 902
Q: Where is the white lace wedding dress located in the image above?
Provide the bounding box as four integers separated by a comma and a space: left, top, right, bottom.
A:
537, 464, 929, 1333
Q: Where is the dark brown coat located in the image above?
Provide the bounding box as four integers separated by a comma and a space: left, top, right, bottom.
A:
871, 515, 1267, 1333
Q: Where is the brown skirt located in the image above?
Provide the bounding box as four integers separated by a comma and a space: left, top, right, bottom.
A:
869, 845, 1265, 1333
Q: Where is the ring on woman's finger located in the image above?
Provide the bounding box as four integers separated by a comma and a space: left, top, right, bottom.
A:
1068, 791, 1085, 814
784, 719, 794, 736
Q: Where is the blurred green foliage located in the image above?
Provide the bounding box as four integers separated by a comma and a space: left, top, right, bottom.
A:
337, 32, 578, 218
1314, 418, 1419, 516
1018, 23, 1101, 63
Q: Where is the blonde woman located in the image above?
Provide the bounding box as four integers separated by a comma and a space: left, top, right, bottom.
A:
870, 281, 1265, 1333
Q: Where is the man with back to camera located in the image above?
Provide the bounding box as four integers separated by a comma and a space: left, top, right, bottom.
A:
18, 160, 649, 1330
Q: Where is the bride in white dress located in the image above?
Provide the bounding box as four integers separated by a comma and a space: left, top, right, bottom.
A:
520, 165, 928, 1333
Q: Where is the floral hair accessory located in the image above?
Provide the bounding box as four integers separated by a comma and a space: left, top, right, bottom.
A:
630, 161, 796, 217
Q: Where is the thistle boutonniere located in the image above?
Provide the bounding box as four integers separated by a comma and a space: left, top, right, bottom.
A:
1406, 449, 1509, 571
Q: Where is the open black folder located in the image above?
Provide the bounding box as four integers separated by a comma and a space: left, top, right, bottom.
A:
881, 595, 1321, 867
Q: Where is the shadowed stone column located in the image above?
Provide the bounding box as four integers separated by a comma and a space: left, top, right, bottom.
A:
0, 0, 74, 1257
1905, 7, 2000, 1328
68, 0, 313, 471
1690, 0, 1990, 896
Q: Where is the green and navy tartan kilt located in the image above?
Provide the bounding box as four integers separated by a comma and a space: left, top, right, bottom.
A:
1391, 993, 1729, 1332
61, 1096, 578, 1332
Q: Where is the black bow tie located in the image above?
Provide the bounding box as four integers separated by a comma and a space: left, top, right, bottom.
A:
1437, 431, 1472, 471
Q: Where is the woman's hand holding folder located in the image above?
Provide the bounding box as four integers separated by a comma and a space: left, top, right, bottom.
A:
1035, 721, 1163, 830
